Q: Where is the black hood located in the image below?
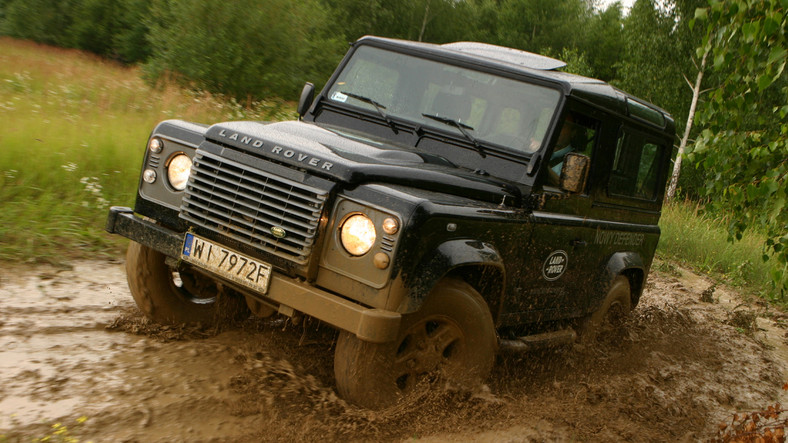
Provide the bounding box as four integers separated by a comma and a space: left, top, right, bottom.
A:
205, 121, 522, 205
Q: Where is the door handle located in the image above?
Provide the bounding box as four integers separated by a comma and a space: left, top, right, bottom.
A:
570, 239, 587, 247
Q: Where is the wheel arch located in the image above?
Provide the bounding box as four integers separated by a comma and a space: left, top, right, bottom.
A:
400, 239, 505, 316
445, 264, 505, 322
603, 251, 646, 308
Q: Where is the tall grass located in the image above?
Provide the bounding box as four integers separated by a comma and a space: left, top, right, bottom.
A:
657, 200, 777, 301
0, 38, 295, 263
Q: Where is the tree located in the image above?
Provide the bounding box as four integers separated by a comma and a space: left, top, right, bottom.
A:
617, 0, 713, 199
582, 2, 625, 81
666, 41, 710, 200
497, 0, 593, 54
144, 0, 345, 100
322, 0, 387, 42
0, 0, 75, 47
691, 0, 788, 296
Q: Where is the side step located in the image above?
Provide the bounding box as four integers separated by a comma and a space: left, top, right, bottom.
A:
499, 329, 577, 353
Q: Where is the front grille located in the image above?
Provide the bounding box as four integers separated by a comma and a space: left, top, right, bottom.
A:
181, 150, 329, 265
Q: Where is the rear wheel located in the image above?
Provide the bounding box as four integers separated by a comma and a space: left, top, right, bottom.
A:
334, 278, 496, 409
577, 275, 632, 344
125, 241, 249, 325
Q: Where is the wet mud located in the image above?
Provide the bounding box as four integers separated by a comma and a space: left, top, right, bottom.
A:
0, 260, 786, 442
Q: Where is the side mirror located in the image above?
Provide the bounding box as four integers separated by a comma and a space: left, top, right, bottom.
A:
559, 152, 590, 193
297, 82, 315, 119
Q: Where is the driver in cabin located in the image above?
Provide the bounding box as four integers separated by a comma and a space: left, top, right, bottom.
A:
547, 114, 582, 186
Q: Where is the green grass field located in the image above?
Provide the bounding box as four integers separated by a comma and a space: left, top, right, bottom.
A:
0, 37, 294, 262
0, 37, 777, 302
656, 201, 775, 300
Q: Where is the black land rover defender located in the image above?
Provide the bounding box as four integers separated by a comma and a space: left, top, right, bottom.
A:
106, 36, 675, 408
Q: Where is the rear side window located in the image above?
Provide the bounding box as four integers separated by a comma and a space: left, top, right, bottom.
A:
609, 130, 665, 200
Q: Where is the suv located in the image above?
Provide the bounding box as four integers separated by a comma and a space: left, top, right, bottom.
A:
106, 36, 675, 408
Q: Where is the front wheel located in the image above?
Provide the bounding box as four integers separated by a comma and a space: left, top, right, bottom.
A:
125, 241, 249, 325
334, 278, 497, 409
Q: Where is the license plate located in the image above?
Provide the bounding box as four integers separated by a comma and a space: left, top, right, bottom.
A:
182, 233, 272, 294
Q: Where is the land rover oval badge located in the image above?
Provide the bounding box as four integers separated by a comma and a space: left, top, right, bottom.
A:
270, 226, 287, 239
542, 250, 568, 281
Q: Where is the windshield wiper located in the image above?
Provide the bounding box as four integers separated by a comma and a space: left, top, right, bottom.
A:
340, 91, 398, 135
421, 113, 486, 158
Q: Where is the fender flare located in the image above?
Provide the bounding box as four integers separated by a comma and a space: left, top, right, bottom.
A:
400, 239, 505, 313
594, 251, 646, 311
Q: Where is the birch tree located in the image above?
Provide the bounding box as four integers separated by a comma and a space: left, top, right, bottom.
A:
691, 0, 788, 296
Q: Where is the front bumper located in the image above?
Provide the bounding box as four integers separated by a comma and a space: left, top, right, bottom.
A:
106, 206, 401, 343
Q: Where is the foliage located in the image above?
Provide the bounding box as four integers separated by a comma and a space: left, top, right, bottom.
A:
691, 0, 788, 296
553, 47, 595, 77
616, 0, 709, 126
712, 384, 788, 442
0, 0, 671, 106
324, 0, 483, 44
615, 0, 713, 198
142, 0, 345, 101
0, 0, 74, 47
582, 2, 625, 81
496, 0, 592, 54
105, 0, 153, 63
0, 0, 151, 62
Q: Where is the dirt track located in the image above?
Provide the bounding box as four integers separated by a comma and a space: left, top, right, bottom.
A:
0, 259, 786, 442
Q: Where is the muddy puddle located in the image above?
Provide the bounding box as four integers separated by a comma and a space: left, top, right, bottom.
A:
0, 259, 786, 442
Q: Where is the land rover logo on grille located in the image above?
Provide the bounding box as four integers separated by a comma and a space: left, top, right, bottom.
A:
270, 226, 287, 239
542, 250, 568, 281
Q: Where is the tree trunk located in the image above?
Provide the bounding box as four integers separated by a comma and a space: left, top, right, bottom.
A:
666, 46, 710, 201
418, 0, 432, 42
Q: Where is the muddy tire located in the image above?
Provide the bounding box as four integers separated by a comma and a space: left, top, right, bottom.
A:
334, 278, 496, 409
125, 241, 249, 325
577, 275, 632, 344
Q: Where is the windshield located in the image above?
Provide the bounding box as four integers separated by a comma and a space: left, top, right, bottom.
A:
326, 45, 561, 155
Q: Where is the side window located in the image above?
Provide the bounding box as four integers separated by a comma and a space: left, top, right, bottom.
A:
546, 112, 598, 186
608, 130, 664, 200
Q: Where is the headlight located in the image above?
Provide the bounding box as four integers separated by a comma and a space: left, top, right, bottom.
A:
340, 214, 376, 256
167, 153, 192, 191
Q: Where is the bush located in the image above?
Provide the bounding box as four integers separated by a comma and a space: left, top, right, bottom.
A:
0, 0, 152, 63
143, 0, 345, 101
0, 0, 75, 47
111, 0, 152, 63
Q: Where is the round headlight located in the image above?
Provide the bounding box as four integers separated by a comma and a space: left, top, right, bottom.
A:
340, 214, 376, 256
167, 154, 192, 191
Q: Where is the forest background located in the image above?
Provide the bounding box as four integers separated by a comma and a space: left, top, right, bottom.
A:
0, 0, 785, 297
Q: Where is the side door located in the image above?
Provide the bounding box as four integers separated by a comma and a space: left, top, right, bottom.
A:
583, 124, 670, 311
500, 107, 605, 325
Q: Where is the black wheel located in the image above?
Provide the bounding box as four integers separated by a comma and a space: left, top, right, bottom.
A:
577, 275, 632, 344
334, 278, 496, 409
125, 241, 249, 325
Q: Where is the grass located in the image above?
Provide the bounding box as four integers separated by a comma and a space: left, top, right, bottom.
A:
0, 37, 295, 263
656, 199, 779, 303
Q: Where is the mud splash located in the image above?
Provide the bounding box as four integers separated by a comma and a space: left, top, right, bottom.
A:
0, 260, 785, 442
